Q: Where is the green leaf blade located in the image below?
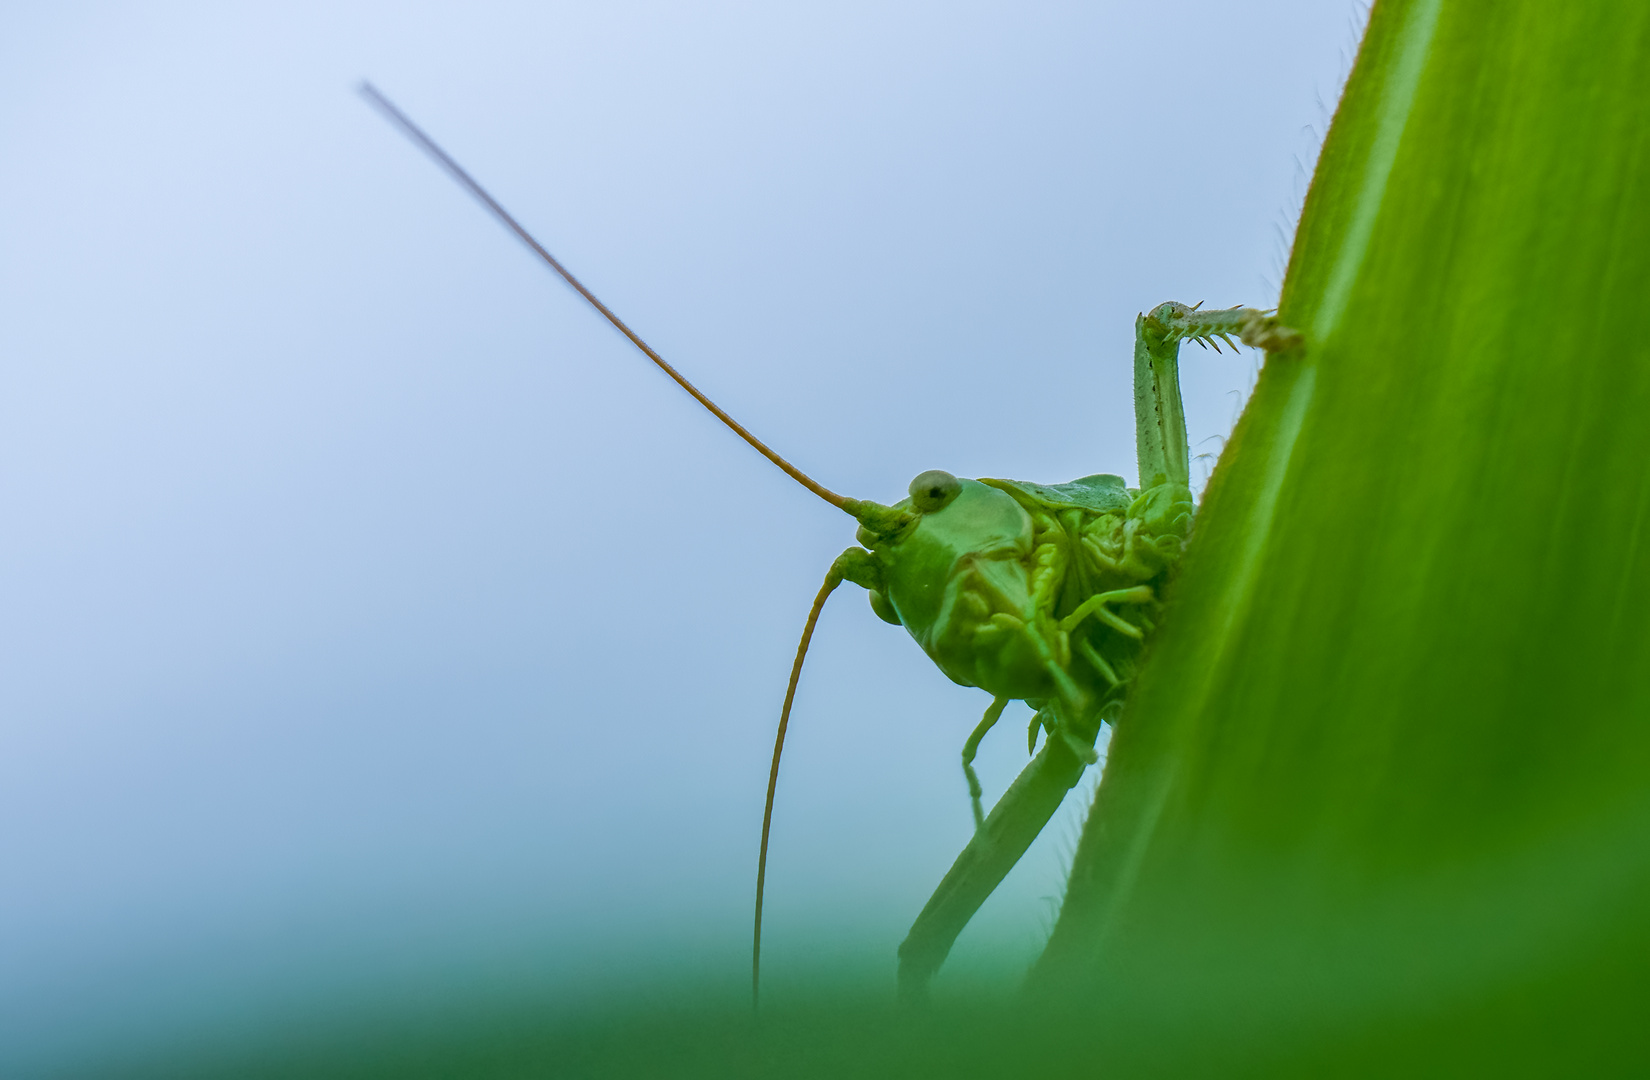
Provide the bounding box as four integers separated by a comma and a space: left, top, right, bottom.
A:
1040, 1, 1650, 1070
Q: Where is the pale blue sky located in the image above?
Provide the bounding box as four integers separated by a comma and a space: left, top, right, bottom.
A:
1, 1, 1361, 1070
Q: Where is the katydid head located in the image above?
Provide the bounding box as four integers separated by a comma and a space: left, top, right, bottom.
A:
844, 471, 1062, 702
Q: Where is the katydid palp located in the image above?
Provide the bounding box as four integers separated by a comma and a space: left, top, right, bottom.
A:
361, 83, 1301, 1006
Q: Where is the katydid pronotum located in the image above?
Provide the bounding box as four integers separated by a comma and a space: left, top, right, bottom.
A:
362, 84, 1300, 1005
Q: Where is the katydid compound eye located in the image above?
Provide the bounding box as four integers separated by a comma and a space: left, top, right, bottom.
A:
908, 470, 961, 513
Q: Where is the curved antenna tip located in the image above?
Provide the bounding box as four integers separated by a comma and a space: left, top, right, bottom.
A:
753, 567, 845, 1007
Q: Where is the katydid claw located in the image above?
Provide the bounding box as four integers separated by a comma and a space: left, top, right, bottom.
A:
1238, 309, 1304, 352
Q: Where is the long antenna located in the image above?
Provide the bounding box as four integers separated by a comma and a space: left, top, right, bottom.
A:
753, 568, 843, 1008
359, 82, 850, 511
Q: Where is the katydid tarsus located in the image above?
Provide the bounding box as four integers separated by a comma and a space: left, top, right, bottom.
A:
362, 84, 1301, 1006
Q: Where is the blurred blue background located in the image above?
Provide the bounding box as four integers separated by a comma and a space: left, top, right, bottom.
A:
1, 1, 1360, 1071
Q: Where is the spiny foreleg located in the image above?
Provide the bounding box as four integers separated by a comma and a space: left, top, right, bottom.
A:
1134, 300, 1301, 491
1144, 301, 1302, 354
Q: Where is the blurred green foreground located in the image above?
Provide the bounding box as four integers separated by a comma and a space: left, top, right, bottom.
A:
84, 1, 1650, 1075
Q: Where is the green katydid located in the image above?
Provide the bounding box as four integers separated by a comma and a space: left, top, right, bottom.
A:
362, 84, 1300, 1005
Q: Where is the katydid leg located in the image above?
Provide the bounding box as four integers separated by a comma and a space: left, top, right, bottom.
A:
898, 719, 1094, 1000
1135, 301, 1289, 490
963, 696, 1011, 832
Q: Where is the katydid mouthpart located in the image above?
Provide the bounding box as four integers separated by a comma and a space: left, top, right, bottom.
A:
361, 83, 1302, 1007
